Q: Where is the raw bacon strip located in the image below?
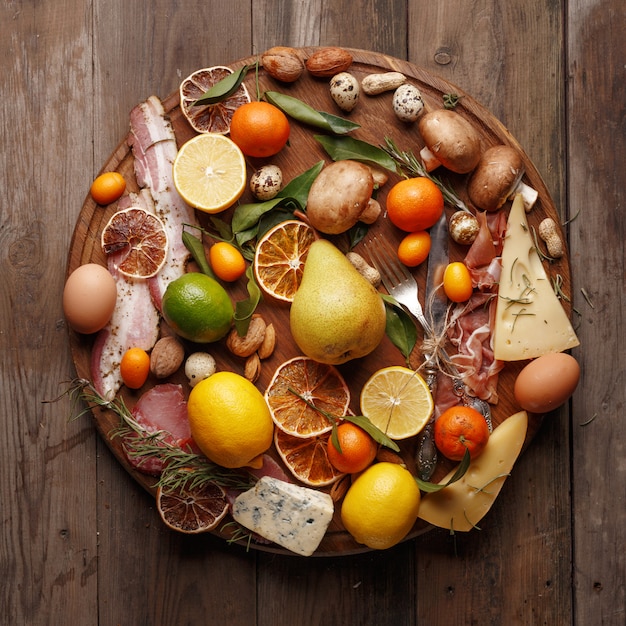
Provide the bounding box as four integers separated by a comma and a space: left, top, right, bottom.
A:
128, 95, 199, 311
123, 383, 196, 476
90, 192, 160, 401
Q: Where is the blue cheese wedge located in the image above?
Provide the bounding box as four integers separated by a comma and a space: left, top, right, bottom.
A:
232, 476, 334, 556
493, 194, 579, 360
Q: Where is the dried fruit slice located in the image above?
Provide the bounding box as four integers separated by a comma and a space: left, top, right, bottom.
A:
360, 366, 434, 440
274, 429, 345, 487
180, 66, 251, 134
265, 356, 350, 438
101, 207, 168, 278
156, 480, 228, 534
173, 134, 246, 214
253, 220, 316, 302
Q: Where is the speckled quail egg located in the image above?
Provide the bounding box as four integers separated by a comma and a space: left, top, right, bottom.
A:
329, 72, 360, 112
185, 352, 217, 387
392, 84, 424, 122
449, 210, 480, 245
249, 165, 283, 201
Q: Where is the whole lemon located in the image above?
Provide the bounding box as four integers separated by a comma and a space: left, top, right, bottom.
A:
162, 273, 233, 343
341, 462, 421, 550
187, 371, 274, 468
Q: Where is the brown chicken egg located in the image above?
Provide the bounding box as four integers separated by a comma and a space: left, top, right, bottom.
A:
514, 352, 580, 413
63, 263, 117, 334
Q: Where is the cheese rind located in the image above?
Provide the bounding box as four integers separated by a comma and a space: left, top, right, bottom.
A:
493, 194, 579, 360
417, 410, 528, 532
232, 476, 334, 556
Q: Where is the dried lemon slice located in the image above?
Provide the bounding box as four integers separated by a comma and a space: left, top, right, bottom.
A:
179, 66, 251, 135
173, 134, 246, 214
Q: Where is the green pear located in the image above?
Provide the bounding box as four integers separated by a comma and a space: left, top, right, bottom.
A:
290, 239, 387, 365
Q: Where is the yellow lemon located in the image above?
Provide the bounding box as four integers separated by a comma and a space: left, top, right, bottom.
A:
187, 372, 274, 468
360, 366, 434, 439
341, 462, 421, 550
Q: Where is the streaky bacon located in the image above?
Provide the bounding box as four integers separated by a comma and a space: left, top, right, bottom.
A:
128, 95, 199, 311
90, 191, 160, 401
123, 383, 197, 476
447, 293, 504, 404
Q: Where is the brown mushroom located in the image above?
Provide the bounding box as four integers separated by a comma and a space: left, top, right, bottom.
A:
467, 145, 538, 212
418, 109, 482, 174
306, 160, 382, 234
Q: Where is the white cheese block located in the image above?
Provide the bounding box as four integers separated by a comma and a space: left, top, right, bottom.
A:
493, 194, 579, 360
232, 476, 334, 556
417, 410, 528, 532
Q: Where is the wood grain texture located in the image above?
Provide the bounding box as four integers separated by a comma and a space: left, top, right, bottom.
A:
1, 0, 622, 624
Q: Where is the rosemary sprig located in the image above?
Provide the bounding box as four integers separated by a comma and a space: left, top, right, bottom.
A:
382, 137, 469, 212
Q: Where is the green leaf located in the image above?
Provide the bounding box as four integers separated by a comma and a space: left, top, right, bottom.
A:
315, 135, 399, 172
344, 414, 401, 452
382, 296, 417, 362
415, 448, 471, 493
182, 230, 216, 279
277, 160, 324, 207
233, 266, 262, 335
192, 65, 252, 106
264, 91, 360, 134
231, 197, 285, 233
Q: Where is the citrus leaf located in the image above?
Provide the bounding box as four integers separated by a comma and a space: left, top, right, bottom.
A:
278, 160, 324, 207
233, 266, 262, 335
415, 448, 471, 493
315, 135, 399, 172
343, 414, 400, 452
193, 65, 252, 106
182, 230, 216, 279
382, 296, 417, 363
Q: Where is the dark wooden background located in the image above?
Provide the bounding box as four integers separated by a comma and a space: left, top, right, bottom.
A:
1, 1, 623, 624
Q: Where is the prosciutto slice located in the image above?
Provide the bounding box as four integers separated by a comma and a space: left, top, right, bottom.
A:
123, 383, 195, 476
128, 95, 199, 311
90, 192, 160, 400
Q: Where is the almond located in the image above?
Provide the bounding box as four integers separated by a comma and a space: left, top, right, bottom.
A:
244, 353, 262, 383
305, 47, 353, 78
261, 46, 304, 83
149, 336, 184, 379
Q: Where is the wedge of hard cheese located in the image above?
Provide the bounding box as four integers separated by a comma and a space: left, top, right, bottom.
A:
417, 410, 528, 531
232, 476, 334, 556
493, 194, 579, 360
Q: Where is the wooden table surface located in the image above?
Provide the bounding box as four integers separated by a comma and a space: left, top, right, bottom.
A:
2, 1, 624, 624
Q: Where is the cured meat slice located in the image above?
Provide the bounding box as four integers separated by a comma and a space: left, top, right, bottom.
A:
128, 95, 200, 311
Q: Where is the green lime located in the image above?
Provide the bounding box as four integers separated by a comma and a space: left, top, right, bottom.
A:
162, 273, 234, 343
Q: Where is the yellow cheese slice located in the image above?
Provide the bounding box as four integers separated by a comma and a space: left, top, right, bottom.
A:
417, 410, 528, 532
493, 194, 579, 361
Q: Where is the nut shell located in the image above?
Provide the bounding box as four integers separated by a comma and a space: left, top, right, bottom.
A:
149, 336, 185, 379
261, 46, 304, 83
305, 47, 353, 78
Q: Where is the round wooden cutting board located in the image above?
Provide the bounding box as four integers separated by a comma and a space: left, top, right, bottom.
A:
66, 48, 574, 556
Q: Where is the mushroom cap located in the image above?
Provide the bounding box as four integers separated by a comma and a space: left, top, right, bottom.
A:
467, 145, 525, 211
306, 160, 375, 234
418, 109, 482, 174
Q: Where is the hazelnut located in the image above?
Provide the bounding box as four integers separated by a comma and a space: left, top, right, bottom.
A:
149, 336, 184, 379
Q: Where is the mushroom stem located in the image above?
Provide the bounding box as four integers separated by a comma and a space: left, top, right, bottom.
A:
419, 145, 441, 172
512, 180, 539, 212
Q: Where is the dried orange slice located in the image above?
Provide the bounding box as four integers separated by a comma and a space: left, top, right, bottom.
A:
156, 480, 228, 534
274, 429, 345, 487
253, 220, 316, 302
265, 356, 350, 438
180, 66, 251, 135
101, 207, 168, 278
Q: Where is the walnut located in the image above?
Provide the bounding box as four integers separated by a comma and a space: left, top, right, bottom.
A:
257, 323, 276, 359
149, 336, 184, 379
261, 46, 304, 83
226, 316, 266, 357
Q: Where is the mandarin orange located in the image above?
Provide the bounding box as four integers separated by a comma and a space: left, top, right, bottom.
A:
385, 177, 444, 232
434, 405, 490, 461
327, 422, 378, 474
229, 101, 290, 157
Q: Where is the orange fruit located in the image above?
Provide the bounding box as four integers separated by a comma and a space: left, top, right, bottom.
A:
397, 230, 431, 267
90, 171, 126, 205
327, 422, 378, 474
209, 241, 246, 282
119, 347, 150, 389
101, 207, 168, 278
274, 429, 345, 487
434, 405, 490, 461
179, 66, 251, 134
229, 101, 290, 157
385, 177, 444, 232
265, 356, 350, 438
156, 480, 229, 533
443, 261, 473, 302
253, 220, 316, 302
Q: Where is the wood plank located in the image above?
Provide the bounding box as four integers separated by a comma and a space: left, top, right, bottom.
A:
406, 2, 572, 624
0, 1, 98, 623
568, 1, 626, 624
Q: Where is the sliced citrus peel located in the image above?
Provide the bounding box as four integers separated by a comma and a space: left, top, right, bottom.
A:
156, 479, 229, 534
101, 206, 168, 278
179, 66, 251, 135
253, 220, 317, 302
